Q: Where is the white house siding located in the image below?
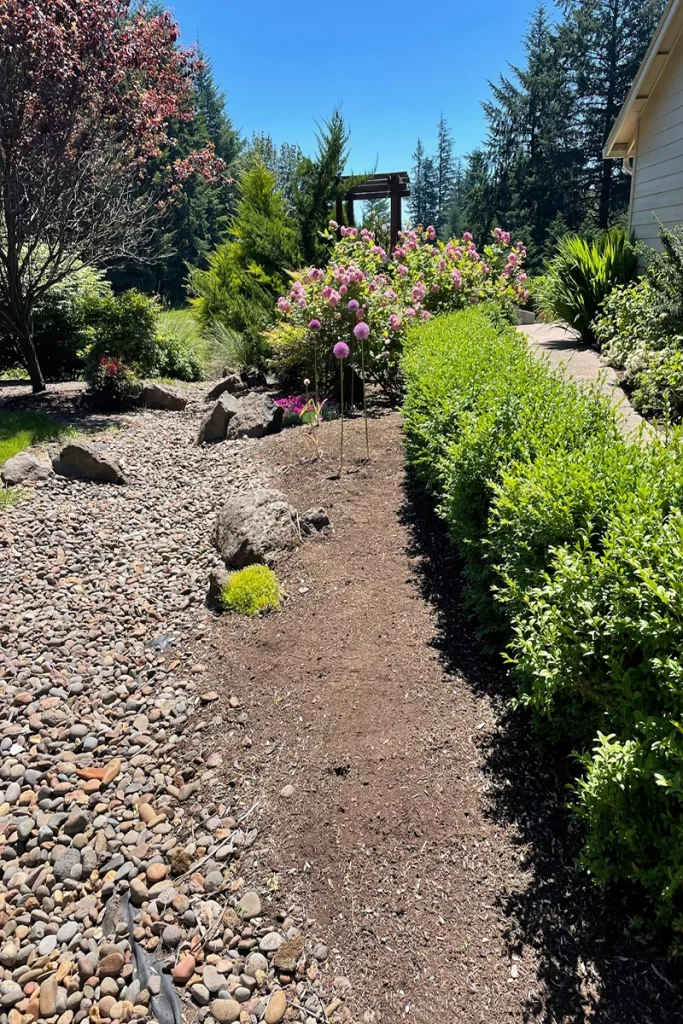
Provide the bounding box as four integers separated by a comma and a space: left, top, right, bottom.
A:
630, 42, 683, 248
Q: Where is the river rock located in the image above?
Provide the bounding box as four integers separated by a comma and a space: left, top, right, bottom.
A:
210, 999, 241, 1023
264, 990, 287, 1024
213, 488, 299, 568
52, 441, 126, 484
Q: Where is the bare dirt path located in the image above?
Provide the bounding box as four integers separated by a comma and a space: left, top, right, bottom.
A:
195, 410, 682, 1024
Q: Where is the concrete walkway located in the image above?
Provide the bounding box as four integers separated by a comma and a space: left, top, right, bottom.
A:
518, 321, 648, 438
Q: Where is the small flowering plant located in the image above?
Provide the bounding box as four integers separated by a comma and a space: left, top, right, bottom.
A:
268, 224, 528, 399
84, 354, 141, 408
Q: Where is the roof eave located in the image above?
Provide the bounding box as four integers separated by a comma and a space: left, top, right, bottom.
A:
604, 0, 683, 159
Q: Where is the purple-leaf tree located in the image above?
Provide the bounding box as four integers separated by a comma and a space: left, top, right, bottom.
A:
0, 0, 219, 391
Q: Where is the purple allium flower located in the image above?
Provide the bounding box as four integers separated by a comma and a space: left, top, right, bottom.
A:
333, 341, 349, 360
353, 322, 370, 341
329, 220, 338, 230
463, 231, 473, 242
347, 299, 359, 312
304, 378, 311, 386
308, 319, 321, 331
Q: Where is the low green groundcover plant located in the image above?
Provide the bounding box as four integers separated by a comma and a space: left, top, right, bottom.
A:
403, 306, 683, 945
221, 565, 281, 616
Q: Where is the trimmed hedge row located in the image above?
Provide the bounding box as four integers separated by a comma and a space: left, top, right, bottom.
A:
402, 306, 683, 942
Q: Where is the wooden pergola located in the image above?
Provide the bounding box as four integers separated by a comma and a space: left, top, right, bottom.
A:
335, 171, 410, 249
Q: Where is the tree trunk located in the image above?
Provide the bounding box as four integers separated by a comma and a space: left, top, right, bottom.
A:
598, 158, 612, 230
17, 322, 46, 393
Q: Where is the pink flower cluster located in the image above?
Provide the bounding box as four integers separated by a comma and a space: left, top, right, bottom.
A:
272, 224, 528, 399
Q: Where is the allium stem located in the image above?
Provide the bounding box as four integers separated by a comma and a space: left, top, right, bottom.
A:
360, 339, 369, 460
349, 337, 354, 412
339, 359, 344, 475
313, 337, 319, 407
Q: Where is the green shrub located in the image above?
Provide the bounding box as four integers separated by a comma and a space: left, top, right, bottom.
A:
82, 289, 161, 374
0, 265, 109, 381
221, 565, 281, 616
402, 306, 617, 619
403, 305, 683, 938
539, 228, 638, 344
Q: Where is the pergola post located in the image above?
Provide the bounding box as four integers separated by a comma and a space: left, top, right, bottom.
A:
340, 172, 410, 250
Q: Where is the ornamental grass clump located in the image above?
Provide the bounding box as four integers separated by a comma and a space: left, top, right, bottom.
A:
220, 565, 280, 616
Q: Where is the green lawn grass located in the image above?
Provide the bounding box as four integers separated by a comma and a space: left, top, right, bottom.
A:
0, 410, 65, 466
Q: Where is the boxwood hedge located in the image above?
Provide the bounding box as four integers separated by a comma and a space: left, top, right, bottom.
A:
403, 306, 683, 943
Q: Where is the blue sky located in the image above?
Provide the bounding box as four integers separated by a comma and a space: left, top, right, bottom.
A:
167, 0, 546, 173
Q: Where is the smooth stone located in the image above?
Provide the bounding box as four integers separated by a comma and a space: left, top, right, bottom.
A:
264, 990, 287, 1024
210, 999, 241, 1024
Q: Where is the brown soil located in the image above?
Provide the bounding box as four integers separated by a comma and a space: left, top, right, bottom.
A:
195, 410, 681, 1024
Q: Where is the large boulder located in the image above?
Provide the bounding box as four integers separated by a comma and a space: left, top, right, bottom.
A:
225, 393, 284, 440
198, 393, 240, 444
52, 441, 126, 484
141, 382, 187, 411
1, 452, 53, 486
213, 488, 300, 568
207, 375, 243, 402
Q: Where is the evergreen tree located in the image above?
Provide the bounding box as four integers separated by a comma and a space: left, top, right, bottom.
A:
409, 139, 439, 227
559, 0, 666, 228
436, 113, 455, 230
461, 4, 585, 265
190, 162, 300, 341
291, 109, 350, 265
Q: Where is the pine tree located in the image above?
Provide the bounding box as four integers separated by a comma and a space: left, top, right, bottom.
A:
436, 114, 455, 230
559, 0, 666, 228
409, 140, 439, 227
291, 109, 350, 265
465, 4, 585, 264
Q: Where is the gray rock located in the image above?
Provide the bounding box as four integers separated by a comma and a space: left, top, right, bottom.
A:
225, 393, 283, 440
299, 507, 331, 535
52, 441, 126, 484
207, 376, 243, 401
259, 932, 283, 953
213, 488, 300, 568
141, 382, 187, 411
206, 567, 230, 608
56, 921, 80, 945
1, 451, 52, 486
201, 965, 226, 994
0, 981, 24, 1008
245, 953, 267, 975
54, 848, 82, 881
237, 890, 261, 920
190, 984, 211, 1006
197, 393, 240, 444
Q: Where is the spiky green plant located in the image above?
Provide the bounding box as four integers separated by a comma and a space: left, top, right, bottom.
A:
540, 228, 638, 345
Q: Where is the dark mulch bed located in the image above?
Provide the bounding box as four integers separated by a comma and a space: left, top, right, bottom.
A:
192, 409, 682, 1024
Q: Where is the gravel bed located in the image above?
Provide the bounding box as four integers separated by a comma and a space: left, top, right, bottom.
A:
0, 387, 343, 1024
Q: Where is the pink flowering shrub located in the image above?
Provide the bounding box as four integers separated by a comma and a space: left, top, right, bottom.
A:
268, 224, 528, 398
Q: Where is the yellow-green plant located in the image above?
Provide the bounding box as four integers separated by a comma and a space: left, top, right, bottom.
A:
221, 565, 281, 616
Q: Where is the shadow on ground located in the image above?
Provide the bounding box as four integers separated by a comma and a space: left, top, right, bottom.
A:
399, 469, 683, 1024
